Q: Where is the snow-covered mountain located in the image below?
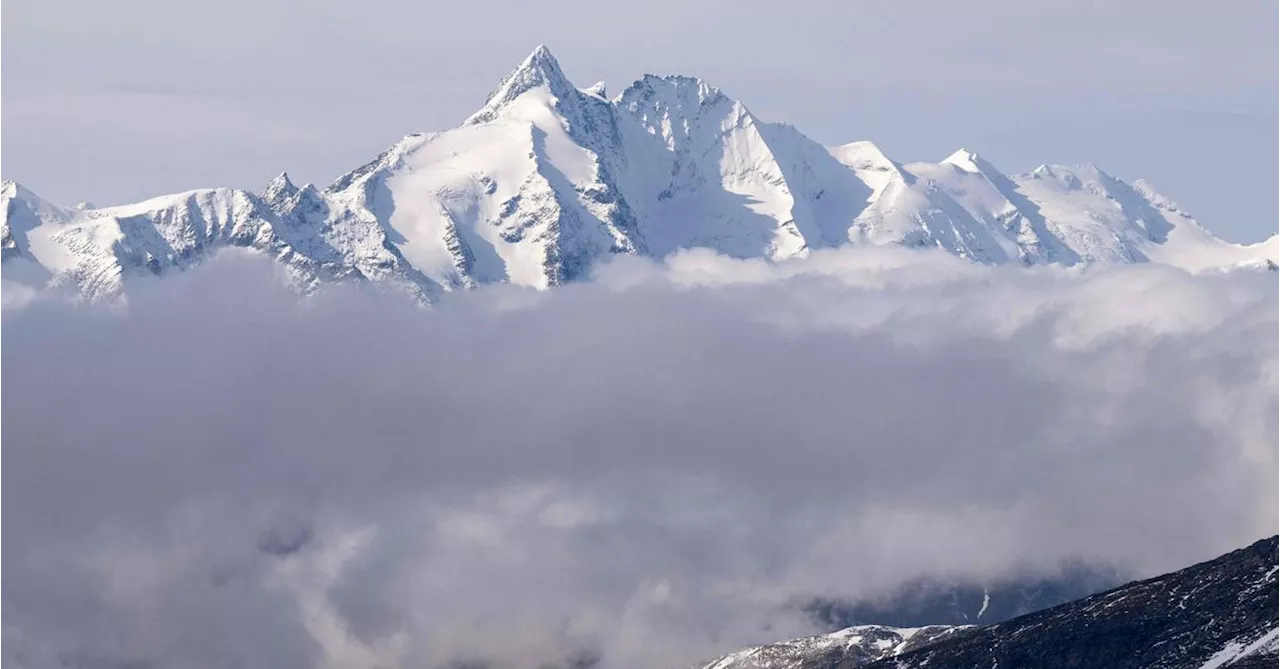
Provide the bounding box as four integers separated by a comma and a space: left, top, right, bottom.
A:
4, 46, 1276, 303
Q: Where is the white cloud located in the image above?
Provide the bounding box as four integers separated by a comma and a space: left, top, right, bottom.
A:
2, 247, 1275, 668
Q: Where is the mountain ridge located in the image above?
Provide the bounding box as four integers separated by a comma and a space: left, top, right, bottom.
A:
864, 535, 1280, 669
700, 624, 970, 669
4, 46, 1276, 303
701, 536, 1279, 669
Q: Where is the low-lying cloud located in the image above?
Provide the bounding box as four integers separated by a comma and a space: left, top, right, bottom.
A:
3, 247, 1276, 669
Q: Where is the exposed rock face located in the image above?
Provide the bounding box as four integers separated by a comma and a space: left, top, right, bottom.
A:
881, 536, 1279, 669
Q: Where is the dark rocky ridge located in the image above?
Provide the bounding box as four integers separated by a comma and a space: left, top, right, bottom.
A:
865, 536, 1278, 669
704, 537, 1277, 669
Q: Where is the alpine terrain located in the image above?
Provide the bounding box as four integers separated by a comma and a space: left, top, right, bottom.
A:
3, 46, 1277, 303
702, 536, 1279, 669
701, 625, 970, 669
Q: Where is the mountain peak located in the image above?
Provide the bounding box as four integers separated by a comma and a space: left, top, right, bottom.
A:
942, 148, 982, 172
3, 180, 38, 202
513, 44, 563, 82
465, 45, 575, 125
942, 148, 1002, 177
263, 171, 299, 206
526, 43, 555, 63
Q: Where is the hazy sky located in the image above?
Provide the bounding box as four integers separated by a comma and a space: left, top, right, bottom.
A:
2, 0, 1276, 243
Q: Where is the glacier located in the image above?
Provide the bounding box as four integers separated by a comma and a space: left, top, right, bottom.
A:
3, 45, 1276, 304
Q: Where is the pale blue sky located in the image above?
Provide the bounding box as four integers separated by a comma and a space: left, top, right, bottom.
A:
3, 0, 1276, 241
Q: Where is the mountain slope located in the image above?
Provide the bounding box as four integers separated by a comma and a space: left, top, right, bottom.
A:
704, 537, 1277, 669
4, 46, 1276, 303
701, 625, 969, 669
870, 535, 1278, 669
0, 175, 439, 303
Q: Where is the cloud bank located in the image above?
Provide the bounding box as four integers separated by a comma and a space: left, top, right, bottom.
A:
3, 247, 1276, 669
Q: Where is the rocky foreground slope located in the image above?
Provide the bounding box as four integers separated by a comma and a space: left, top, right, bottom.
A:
704, 536, 1278, 669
